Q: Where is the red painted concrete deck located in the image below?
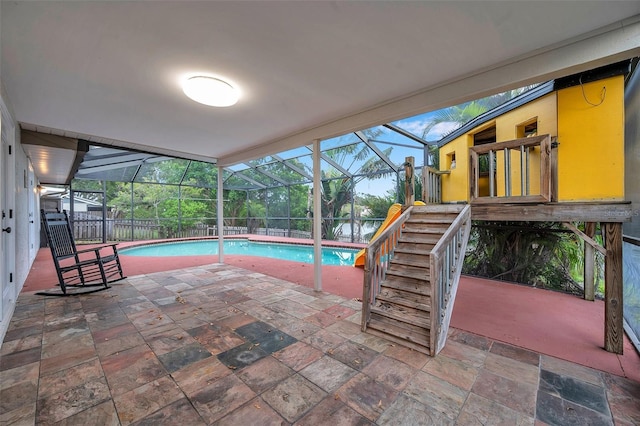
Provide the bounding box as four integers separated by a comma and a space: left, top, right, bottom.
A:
24, 238, 640, 382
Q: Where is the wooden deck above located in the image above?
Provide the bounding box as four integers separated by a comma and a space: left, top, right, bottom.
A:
469, 201, 633, 223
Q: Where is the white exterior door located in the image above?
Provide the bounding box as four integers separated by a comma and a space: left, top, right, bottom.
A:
28, 164, 37, 260
1, 102, 16, 332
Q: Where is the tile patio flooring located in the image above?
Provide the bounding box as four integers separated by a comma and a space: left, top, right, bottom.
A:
2, 263, 639, 425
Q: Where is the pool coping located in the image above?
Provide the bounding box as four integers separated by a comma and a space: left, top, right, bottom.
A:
116, 234, 367, 252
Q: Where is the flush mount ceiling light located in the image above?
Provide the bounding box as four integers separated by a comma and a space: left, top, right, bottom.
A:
182, 75, 239, 107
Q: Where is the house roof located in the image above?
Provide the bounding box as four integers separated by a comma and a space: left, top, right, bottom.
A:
2, 2, 640, 184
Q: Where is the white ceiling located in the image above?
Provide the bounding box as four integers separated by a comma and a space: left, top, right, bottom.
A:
2, 1, 640, 175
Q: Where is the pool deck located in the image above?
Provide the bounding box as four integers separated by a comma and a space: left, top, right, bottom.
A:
24, 235, 366, 299
4, 236, 639, 424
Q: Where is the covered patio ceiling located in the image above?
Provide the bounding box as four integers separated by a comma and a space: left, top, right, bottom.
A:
2, 2, 640, 185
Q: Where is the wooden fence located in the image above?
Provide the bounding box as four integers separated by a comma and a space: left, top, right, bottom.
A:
71, 212, 368, 243
71, 212, 315, 242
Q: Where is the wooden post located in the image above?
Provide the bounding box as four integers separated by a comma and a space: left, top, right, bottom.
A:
421, 166, 428, 203
602, 222, 623, 354
550, 137, 558, 202
403, 156, 415, 207
584, 222, 596, 301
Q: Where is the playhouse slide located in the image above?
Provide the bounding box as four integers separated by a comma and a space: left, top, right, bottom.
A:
353, 203, 401, 267
353, 201, 425, 267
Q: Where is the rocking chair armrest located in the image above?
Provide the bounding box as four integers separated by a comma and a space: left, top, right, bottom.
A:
75, 244, 119, 256
94, 243, 119, 252
74, 247, 104, 256
67, 257, 106, 268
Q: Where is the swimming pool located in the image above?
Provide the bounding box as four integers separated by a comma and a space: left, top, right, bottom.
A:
119, 239, 358, 266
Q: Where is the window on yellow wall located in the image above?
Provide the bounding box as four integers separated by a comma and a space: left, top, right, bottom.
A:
517, 118, 538, 138
473, 124, 496, 145
446, 152, 456, 170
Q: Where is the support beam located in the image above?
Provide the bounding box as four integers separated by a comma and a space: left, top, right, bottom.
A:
562, 222, 606, 255
602, 222, 623, 354
583, 222, 597, 301
471, 202, 633, 223
313, 139, 322, 292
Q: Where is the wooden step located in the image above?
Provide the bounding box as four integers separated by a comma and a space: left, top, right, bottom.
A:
369, 310, 430, 338
371, 302, 430, 328
386, 264, 428, 281
404, 219, 450, 227
367, 313, 431, 350
406, 214, 456, 223
412, 205, 466, 214
364, 327, 431, 355
381, 275, 430, 295
402, 223, 448, 235
399, 234, 441, 245
377, 288, 431, 311
394, 244, 433, 256
392, 252, 430, 268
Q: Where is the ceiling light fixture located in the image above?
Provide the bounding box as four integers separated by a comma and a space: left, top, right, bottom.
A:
182, 75, 239, 107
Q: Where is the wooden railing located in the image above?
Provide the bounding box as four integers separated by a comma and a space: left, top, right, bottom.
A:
361, 206, 413, 330
429, 204, 471, 355
469, 134, 553, 204
422, 166, 450, 204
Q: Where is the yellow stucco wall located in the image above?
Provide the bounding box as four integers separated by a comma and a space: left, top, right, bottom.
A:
556, 76, 624, 201
439, 76, 624, 202
439, 135, 472, 202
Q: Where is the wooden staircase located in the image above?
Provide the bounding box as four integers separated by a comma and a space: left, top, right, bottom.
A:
362, 204, 471, 356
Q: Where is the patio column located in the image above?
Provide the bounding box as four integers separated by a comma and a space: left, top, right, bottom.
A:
217, 165, 224, 263
130, 182, 134, 241
313, 139, 322, 292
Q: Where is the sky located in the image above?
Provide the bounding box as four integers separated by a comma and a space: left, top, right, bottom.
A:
392, 115, 460, 142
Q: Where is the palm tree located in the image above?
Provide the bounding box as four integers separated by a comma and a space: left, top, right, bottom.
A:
319, 131, 395, 240
420, 85, 540, 143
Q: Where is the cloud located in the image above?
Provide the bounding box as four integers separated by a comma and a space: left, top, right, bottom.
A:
393, 119, 432, 137
392, 118, 460, 141
424, 122, 460, 140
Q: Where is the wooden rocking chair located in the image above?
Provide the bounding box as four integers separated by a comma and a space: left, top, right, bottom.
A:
39, 209, 125, 296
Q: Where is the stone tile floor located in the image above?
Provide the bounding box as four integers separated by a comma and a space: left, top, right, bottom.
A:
1, 264, 639, 425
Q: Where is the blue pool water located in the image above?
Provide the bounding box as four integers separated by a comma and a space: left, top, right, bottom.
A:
119, 239, 358, 266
